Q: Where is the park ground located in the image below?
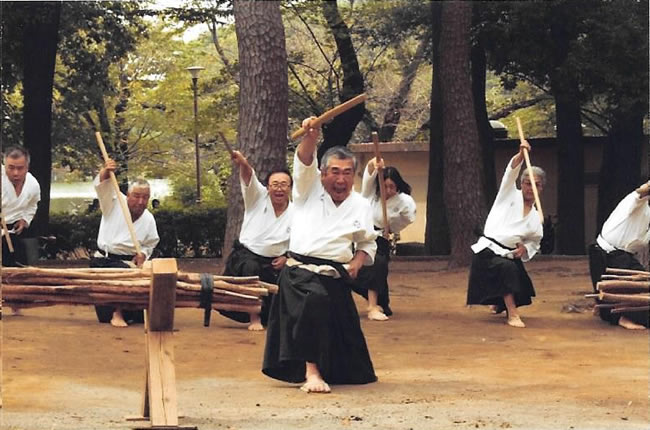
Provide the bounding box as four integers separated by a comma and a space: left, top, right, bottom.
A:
1, 257, 648, 430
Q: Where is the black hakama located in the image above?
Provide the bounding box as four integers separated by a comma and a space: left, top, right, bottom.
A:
352, 236, 392, 315
466, 248, 535, 312
588, 243, 649, 327
219, 240, 277, 325
262, 265, 377, 385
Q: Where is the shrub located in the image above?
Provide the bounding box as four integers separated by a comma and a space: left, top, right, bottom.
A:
48, 206, 227, 258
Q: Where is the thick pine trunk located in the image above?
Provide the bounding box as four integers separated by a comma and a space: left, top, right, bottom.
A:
425, 1, 450, 255
318, 0, 365, 162
471, 42, 497, 207
439, 1, 486, 267
554, 88, 585, 254
226, 1, 288, 259
596, 112, 645, 233
22, 2, 61, 236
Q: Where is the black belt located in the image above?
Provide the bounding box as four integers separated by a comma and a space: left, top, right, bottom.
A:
482, 235, 516, 251
107, 253, 136, 261
288, 252, 354, 284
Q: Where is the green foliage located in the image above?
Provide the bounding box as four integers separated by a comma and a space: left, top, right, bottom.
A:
49, 206, 227, 258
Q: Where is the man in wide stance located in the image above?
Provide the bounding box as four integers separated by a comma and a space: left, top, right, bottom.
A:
262, 118, 378, 393
466, 140, 545, 328
588, 180, 649, 330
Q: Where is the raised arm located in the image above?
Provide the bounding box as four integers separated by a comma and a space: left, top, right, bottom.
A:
296, 117, 320, 166
510, 139, 530, 169
361, 157, 384, 199
231, 150, 253, 186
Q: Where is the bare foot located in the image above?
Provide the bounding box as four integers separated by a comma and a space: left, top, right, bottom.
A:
300, 375, 331, 394
507, 315, 526, 328
248, 322, 264, 331
618, 316, 646, 330
248, 314, 264, 331
110, 310, 128, 328
368, 306, 389, 321
301, 362, 331, 393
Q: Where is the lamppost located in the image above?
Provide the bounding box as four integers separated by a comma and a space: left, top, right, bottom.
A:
186, 65, 205, 204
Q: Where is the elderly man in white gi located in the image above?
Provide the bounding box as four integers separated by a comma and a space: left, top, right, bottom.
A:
2, 146, 41, 268
218, 150, 293, 331
589, 181, 650, 330
92, 158, 160, 327
2, 146, 41, 316
466, 140, 545, 328
262, 117, 378, 394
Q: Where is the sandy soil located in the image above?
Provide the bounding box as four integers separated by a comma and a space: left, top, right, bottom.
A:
1, 257, 648, 430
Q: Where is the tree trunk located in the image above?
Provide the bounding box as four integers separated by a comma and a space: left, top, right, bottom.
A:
596, 111, 645, 233
554, 93, 585, 254
471, 40, 497, 207
318, 0, 365, 161
378, 35, 430, 142
439, 1, 486, 267
22, 2, 61, 236
226, 1, 288, 259
424, 1, 450, 255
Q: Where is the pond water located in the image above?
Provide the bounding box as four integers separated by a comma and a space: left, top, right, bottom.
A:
50, 179, 171, 214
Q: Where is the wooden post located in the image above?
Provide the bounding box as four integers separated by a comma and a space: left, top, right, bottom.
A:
129, 258, 196, 430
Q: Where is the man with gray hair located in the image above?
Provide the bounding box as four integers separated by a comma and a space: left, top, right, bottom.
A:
466, 140, 545, 328
91, 158, 159, 327
2, 146, 41, 268
263, 117, 378, 394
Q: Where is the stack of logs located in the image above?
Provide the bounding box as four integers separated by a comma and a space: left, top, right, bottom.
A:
1, 267, 278, 315
591, 267, 650, 315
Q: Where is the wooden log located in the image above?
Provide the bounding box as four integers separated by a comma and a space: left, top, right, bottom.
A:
177, 272, 259, 284
610, 305, 650, 314
605, 267, 650, 276
597, 280, 650, 294
2, 266, 149, 280
598, 292, 650, 304
600, 274, 650, 281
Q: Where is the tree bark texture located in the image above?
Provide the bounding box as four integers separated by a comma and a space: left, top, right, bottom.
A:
226, 1, 288, 259
549, 12, 585, 254
22, 1, 61, 236
471, 41, 497, 207
318, 0, 365, 162
554, 92, 585, 254
596, 111, 645, 233
439, 1, 486, 267
424, 1, 450, 255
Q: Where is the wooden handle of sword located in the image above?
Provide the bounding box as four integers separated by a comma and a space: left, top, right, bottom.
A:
290, 94, 367, 140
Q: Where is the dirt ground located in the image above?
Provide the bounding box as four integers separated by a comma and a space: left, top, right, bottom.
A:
1, 257, 648, 430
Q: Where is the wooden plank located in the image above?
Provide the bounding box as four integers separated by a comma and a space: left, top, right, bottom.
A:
148, 259, 178, 331
141, 310, 151, 419
147, 331, 178, 427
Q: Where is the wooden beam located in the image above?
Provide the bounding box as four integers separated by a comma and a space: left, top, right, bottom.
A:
148, 259, 178, 332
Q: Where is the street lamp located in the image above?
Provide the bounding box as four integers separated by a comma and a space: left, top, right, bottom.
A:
186, 65, 205, 204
